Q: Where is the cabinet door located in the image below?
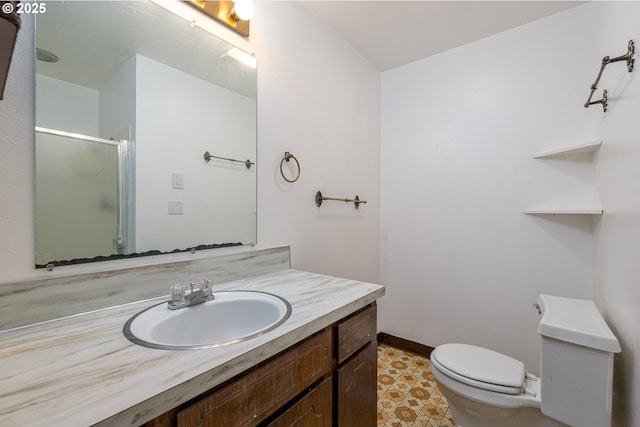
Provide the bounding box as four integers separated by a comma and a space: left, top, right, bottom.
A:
177, 330, 332, 427
265, 378, 333, 427
337, 341, 377, 427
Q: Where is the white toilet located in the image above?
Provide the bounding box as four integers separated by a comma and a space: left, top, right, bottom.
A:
430, 294, 621, 427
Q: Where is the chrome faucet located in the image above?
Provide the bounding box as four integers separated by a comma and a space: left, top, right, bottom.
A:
168, 279, 214, 310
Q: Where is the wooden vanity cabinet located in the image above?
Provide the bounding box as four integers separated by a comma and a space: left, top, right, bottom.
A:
143, 303, 377, 427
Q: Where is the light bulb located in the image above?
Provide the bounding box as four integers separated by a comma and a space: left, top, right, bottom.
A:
232, 0, 254, 21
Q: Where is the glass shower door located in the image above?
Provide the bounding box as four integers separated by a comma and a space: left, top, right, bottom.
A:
35, 128, 128, 266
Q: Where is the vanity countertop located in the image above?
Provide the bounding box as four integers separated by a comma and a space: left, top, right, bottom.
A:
0, 269, 384, 427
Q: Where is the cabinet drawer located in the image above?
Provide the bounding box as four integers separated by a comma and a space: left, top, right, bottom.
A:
177, 329, 332, 427
265, 377, 333, 427
337, 304, 376, 364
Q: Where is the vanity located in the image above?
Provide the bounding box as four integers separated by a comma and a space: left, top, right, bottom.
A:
0, 247, 384, 426
146, 304, 377, 426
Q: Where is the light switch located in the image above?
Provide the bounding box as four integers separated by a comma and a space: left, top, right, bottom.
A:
172, 172, 184, 189
168, 200, 184, 215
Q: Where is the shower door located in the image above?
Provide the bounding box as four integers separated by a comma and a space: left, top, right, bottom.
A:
35, 127, 134, 266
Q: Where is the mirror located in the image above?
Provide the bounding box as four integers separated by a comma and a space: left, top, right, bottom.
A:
35, 1, 257, 268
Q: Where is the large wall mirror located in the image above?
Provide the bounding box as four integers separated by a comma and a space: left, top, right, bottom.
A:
35, 1, 257, 268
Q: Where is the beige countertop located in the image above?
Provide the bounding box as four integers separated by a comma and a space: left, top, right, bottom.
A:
0, 269, 384, 427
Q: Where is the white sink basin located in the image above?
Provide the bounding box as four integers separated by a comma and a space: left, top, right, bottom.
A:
123, 291, 291, 350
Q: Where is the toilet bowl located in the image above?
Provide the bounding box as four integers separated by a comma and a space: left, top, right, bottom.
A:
430, 343, 567, 427
429, 294, 621, 427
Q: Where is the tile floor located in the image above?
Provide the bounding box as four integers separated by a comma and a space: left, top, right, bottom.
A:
377, 344, 456, 427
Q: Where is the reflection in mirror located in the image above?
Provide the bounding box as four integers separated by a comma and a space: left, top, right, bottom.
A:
35, 1, 257, 268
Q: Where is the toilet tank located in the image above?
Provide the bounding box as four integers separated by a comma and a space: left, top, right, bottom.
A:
537, 294, 621, 427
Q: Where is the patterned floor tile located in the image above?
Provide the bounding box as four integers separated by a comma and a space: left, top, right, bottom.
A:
377, 345, 455, 427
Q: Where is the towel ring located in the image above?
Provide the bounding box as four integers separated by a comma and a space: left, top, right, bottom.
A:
280, 152, 301, 183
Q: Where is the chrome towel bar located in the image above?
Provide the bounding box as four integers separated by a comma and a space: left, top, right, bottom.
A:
315, 191, 367, 209
203, 151, 254, 169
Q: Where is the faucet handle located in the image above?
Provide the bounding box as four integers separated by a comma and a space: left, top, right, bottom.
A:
201, 279, 212, 296
170, 283, 186, 302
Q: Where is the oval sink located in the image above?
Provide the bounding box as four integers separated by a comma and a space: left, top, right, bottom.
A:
123, 291, 292, 350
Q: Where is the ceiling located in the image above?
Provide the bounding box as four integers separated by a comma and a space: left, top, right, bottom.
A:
300, 1, 585, 71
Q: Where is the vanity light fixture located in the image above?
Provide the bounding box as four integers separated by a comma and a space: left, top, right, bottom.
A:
186, 0, 254, 37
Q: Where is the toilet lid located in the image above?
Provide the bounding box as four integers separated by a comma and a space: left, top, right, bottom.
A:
431, 343, 525, 395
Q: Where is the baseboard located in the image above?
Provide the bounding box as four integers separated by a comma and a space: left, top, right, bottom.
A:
377, 333, 435, 359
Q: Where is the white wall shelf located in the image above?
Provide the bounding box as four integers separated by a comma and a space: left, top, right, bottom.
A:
533, 140, 602, 159
527, 140, 603, 216
524, 208, 603, 215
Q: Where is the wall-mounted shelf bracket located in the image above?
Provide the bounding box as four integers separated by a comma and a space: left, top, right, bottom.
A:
586, 89, 608, 112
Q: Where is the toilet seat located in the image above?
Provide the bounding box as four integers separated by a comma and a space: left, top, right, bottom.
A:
431, 343, 525, 395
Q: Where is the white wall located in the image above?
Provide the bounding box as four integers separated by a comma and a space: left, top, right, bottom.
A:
35, 74, 99, 134
380, 4, 597, 373
592, 3, 640, 426
252, 2, 381, 283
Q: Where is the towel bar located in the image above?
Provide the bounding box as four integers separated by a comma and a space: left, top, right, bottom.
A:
315, 191, 367, 209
